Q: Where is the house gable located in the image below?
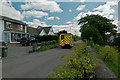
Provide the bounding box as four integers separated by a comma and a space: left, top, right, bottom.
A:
39, 29, 46, 36
48, 28, 54, 35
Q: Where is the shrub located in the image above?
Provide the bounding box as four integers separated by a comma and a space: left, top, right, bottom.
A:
32, 35, 59, 43
81, 25, 104, 45
48, 43, 96, 78
113, 36, 120, 47
94, 44, 119, 77
98, 46, 118, 63
37, 40, 58, 46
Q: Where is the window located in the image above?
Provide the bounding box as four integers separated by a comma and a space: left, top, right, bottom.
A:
6, 22, 13, 29
61, 35, 64, 40
18, 25, 23, 31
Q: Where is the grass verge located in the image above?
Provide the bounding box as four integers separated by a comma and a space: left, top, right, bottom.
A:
94, 44, 120, 78
36, 43, 59, 52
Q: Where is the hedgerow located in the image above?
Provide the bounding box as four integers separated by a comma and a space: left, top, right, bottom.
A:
48, 43, 96, 78
32, 35, 59, 43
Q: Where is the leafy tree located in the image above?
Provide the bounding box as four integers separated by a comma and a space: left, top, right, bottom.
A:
78, 14, 117, 42
58, 30, 67, 35
81, 25, 103, 45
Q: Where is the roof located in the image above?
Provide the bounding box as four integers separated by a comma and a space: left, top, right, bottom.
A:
27, 27, 42, 35
42, 26, 52, 34
0, 15, 26, 25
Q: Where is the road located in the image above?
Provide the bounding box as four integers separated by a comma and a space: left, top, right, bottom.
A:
2, 41, 82, 78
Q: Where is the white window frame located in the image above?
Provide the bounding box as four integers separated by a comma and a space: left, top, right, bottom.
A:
6, 22, 13, 29
18, 24, 23, 31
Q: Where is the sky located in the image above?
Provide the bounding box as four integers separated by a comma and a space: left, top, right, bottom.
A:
0, 0, 119, 36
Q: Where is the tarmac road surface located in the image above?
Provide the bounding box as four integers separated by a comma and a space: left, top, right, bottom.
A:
2, 41, 82, 78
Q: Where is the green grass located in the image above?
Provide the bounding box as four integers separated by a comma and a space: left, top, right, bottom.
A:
36, 43, 60, 52
94, 45, 120, 78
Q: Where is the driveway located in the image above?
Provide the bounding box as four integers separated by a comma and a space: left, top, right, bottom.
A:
2, 41, 82, 78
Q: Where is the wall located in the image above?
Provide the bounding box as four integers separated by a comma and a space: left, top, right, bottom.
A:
39, 30, 46, 36
0, 19, 3, 42
4, 20, 25, 32
48, 28, 54, 35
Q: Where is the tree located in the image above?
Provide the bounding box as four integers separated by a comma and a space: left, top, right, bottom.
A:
78, 14, 117, 42
58, 30, 67, 35
81, 25, 103, 45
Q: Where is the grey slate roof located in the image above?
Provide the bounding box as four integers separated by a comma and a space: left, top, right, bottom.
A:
27, 27, 42, 35
42, 26, 52, 34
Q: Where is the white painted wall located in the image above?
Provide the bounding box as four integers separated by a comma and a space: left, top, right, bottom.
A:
0, 19, 3, 42
39, 29, 46, 36
48, 28, 54, 35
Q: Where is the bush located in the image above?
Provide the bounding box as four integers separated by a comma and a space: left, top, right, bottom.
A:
37, 40, 57, 46
36, 43, 59, 52
113, 36, 120, 47
32, 35, 59, 43
81, 25, 104, 45
94, 44, 119, 77
74, 35, 80, 41
48, 43, 96, 78
99, 46, 118, 62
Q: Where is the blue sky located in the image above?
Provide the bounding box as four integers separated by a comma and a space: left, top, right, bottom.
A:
0, 0, 119, 35
12, 2, 107, 25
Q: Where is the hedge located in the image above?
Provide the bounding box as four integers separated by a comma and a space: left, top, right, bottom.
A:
37, 40, 57, 46
32, 35, 59, 43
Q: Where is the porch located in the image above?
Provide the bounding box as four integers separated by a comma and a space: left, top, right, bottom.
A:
3, 31, 30, 43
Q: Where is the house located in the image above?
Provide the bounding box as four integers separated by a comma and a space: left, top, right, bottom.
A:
27, 27, 42, 36
39, 26, 55, 35
0, 16, 30, 43
27, 26, 54, 36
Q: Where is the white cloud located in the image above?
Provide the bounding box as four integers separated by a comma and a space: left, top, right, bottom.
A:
26, 19, 47, 28
47, 16, 55, 20
22, 10, 48, 18
0, 1, 24, 20
69, 0, 73, 2
53, 22, 81, 36
80, 0, 85, 3
93, 1, 118, 19
76, 5, 86, 11
74, 1, 118, 21
113, 20, 118, 26
69, 9, 72, 12
66, 21, 72, 24
56, 17, 60, 20
21, 0, 63, 13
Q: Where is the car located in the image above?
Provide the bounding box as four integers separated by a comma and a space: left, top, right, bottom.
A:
20, 37, 38, 46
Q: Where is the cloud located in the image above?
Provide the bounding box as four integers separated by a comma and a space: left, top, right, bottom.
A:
53, 22, 81, 36
76, 5, 86, 11
80, 0, 85, 3
46, 16, 55, 20
69, 9, 72, 12
25, 19, 48, 28
66, 21, 72, 24
56, 17, 60, 20
0, 1, 24, 20
46, 16, 60, 20
21, 0, 63, 13
93, 1, 118, 19
22, 10, 48, 18
74, 1, 118, 21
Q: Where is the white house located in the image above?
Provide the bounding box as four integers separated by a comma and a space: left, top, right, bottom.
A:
0, 16, 30, 43
39, 26, 55, 35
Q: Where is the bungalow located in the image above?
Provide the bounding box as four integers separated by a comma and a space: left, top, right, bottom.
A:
27, 26, 55, 36
0, 16, 30, 43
